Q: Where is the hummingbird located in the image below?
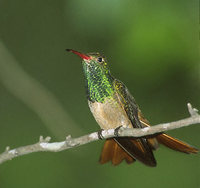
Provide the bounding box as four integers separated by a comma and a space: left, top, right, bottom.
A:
67, 49, 198, 167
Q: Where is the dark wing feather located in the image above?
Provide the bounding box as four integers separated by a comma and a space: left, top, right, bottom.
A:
113, 79, 157, 166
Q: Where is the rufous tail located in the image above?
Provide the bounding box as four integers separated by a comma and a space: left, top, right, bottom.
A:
99, 139, 135, 165
156, 133, 198, 154
100, 133, 198, 166
99, 137, 157, 166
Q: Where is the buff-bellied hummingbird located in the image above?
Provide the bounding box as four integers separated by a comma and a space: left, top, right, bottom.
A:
67, 49, 198, 166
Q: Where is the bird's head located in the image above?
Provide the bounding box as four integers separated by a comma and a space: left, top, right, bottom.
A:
66, 49, 110, 74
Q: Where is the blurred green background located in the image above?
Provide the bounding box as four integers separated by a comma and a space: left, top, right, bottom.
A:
0, 0, 199, 187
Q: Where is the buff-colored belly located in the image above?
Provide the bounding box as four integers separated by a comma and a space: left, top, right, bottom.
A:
88, 98, 132, 130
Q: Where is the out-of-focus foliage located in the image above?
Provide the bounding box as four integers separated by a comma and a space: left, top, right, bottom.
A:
0, 0, 199, 188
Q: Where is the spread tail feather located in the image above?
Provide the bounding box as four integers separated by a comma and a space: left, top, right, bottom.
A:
100, 134, 198, 166
100, 138, 157, 166
100, 139, 135, 165
156, 133, 198, 154
114, 137, 156, 167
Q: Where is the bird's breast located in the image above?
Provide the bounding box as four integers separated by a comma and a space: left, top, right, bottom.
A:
88, 97, 132, 130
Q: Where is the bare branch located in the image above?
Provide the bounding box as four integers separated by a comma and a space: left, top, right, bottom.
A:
0, 103, 199, 165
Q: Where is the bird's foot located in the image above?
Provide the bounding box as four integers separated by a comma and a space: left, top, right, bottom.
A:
98, 129, 104, 140
114, 126, 123, 137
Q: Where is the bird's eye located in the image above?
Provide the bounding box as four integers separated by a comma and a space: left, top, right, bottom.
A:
97, 57, 103, 62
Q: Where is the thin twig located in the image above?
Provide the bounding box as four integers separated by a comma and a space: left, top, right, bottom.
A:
0, 103, 199, 165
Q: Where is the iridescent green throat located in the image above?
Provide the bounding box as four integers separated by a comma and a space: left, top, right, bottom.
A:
82, 60, 114, 103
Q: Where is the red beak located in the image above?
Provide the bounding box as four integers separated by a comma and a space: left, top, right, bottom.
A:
66, 49, 91, 60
